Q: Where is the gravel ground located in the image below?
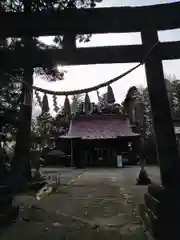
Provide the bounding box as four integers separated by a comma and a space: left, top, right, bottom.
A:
1, 167, 159, 240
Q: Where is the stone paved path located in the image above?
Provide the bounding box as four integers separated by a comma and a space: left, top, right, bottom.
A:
1, 167, 158, 239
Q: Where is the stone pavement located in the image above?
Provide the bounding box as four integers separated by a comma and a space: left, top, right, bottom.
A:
0, 167, 159, 240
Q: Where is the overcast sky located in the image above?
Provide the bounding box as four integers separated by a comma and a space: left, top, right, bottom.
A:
33, 0, 180, 116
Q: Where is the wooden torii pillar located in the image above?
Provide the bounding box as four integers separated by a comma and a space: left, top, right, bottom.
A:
140, 26, 180, 239
11, 0, 33, 186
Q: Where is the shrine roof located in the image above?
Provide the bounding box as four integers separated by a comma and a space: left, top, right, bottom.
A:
61, 113, 139, 140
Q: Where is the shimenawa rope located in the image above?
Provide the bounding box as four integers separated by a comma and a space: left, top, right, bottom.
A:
4, 41, 159, 96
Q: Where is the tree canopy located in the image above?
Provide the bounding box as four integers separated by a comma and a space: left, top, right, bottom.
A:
0, 0, 103, 133
123, 76, 180, 137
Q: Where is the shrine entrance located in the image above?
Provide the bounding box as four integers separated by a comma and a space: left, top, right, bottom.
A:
83, 138, 135, 167
1, 2, 180, 239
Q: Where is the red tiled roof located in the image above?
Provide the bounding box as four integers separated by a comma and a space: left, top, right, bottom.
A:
61, 114, 139, 139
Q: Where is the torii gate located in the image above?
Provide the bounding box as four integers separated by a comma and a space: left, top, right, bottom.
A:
0, 2, 180, 238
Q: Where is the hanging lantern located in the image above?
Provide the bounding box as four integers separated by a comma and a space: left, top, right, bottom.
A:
64, 96, 71, 116
107, 85, 115, 104
84, 93, 91, 114
42, 93, 49, 114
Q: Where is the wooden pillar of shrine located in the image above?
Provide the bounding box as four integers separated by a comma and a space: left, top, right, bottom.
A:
140, 27, 180, 239
71, 138, 82, 168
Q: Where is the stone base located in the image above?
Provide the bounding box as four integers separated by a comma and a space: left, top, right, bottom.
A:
0, 204, 19, 228
0, 185, 19, 229
136, 168, 151, 185
140, 183, 180, 240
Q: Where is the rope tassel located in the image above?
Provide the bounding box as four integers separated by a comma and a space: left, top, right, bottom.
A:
35, 90, 42, 107
84, 93, 91, 114
53, 94, 59, 113
107, 85, 115, 104
42, 93, 49, 114
64, 96, 71, 116
71, 95, 78, 114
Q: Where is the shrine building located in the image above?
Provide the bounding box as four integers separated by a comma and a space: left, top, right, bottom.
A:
61, 111, 140, 167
